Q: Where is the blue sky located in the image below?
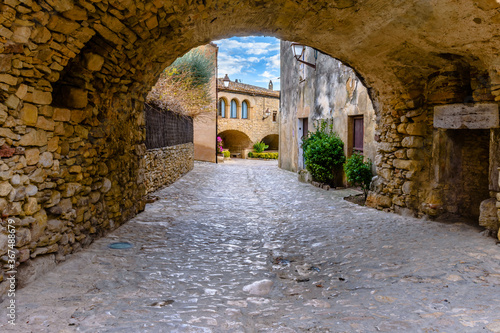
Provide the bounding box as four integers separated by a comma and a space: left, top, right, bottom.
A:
213, 36, 281, 90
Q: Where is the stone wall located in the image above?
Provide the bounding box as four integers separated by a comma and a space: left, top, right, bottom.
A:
193, 44, 217, 163
144, 143, 194, 194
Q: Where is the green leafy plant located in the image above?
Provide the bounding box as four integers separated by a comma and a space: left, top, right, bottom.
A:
302, 119, 345, 185
249, 152, 278, 159
223, 150, 230, 158
343, 153, 373, 199
253, 141, 269, 153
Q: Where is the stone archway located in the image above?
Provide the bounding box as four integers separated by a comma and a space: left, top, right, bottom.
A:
1, 0, 500, 293
218, 130, 253, 156
261, 134, 279, 151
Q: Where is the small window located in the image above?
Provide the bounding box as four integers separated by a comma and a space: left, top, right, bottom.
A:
353, 116, 364, 154
230, 100, 237, 118
272, 111, 277, 122
242, 101, 248, 119
219, 99, 225, 117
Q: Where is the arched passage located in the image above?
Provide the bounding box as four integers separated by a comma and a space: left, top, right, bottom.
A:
1, 0, 500, 291
218, 130, 253, 155
261, 134, 279, 151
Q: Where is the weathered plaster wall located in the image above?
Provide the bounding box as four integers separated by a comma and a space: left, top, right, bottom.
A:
279, 41, 377, 177
193, 44, 217, 163
144, 143, 194, 194
0, 0, 499, 293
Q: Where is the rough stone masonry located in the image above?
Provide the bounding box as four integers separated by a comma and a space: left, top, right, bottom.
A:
0, 0, 499, 296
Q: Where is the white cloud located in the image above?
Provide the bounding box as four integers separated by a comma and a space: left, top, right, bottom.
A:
213, 36, 281, 89
266, 54, 280, 70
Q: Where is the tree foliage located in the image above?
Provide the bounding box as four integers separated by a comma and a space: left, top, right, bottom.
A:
343, 153, 373, 199
147, 47, 215, 118
302, 119, 345, 185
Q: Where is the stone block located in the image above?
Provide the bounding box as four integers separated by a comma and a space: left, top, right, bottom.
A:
0, 181, 13, 196
62, 7, 88, 21
0, 74, 18, 86
406, 123, 426, 136
19, 130, 47, 146
84, 53, 104, 71
401, 136, 424, 148
32, 90, 52, 105
434, 103, 499, 129
53, 108, 71, 121
0, 234, 7, 256
20, 103, 38, 126
479, 198, 499, 232
24, 197, 40, 215
378, 168, 392, 180
11, 26, 31, 44
36, 116, 55, 131
15, 227, 31, 247
15, 84, 28, 99
392, 159, 423, 171
25, 148, 40, 165
377, 194, 392, 208
30, 26, 51, 43
0, 54, 12, 72
47, 15, 80, 34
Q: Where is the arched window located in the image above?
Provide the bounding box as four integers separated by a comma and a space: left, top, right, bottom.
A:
219, 99, 225, 117
230, 100, 237, 118
242, 101, 248, 119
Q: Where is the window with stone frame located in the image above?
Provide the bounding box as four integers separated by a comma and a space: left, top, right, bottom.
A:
230, 99, 238, 118
242, 101, 249, 119
219, 98, 226, 117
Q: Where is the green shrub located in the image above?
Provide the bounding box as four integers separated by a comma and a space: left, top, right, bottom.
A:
302, 119, 345, 185
223, 150, 230, 158
248, 152, 278, 159
344, 153, 373, 199
253, 141, 269, 153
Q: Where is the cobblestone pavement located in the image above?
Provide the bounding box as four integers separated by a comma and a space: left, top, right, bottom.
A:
2, 159, 500, 332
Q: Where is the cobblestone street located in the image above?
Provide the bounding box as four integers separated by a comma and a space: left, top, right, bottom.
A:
2, 160, 500, 332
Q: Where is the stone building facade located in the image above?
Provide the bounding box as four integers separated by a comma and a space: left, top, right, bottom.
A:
279, 41, 377, 184
0, 0, 499, 295
217, 78, 280, 157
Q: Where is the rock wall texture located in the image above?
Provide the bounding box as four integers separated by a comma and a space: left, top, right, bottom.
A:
143, 143, 194, 194
279, 41, 377, 178
0, 0, 499, 293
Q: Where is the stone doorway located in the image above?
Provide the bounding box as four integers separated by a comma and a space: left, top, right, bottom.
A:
433, 129, 490, 220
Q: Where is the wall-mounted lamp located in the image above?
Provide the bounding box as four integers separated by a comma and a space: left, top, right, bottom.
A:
223, 74, 230, 88
290, 42, 316, 69
263, 108, 271, 119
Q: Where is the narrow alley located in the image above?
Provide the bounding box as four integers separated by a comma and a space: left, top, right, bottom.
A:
2, 160, 500, 332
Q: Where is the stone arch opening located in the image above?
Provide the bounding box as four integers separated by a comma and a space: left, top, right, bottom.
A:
1, 0, 500, 293
261, 134, 279, 151
218, 130, 253, 156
